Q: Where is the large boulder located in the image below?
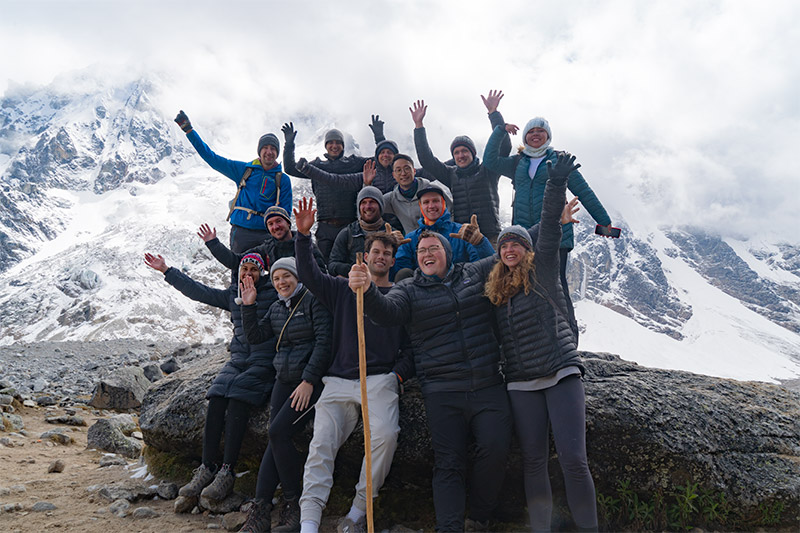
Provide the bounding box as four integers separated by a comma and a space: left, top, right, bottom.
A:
87, 413, 142, 458
139, 344, 800, 531
89, 366, 151, 410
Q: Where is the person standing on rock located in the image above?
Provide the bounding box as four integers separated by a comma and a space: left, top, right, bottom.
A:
293, 197, 414, 533
280, 117, 385, 261
238, 257, 333, 533
347, 232, 513, 532
143, 251, 276, 511
484, 153, 598, 532
174, 110, 292, 253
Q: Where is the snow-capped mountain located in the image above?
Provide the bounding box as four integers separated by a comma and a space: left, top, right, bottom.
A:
1, 72, 799, 386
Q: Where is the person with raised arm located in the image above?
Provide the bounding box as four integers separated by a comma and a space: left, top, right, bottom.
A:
410, 91, 512, 245
143, 251, 276, 511
174, 110, 291, 253
292, 197, 414, 533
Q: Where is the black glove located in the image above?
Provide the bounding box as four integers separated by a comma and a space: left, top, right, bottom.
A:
281, 122, 297, 144
296, 157, 309, 173
546, 151, 580, 184
174, 110, 192, 133
369, 114, 384, 139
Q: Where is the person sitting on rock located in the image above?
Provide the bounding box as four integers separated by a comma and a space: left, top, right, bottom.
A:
143, 251, 276, 511
292, 197, 414, 533
174, 110, 291, 253
238, 257, 333, 533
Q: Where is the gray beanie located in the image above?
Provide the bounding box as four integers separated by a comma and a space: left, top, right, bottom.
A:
357, 186, 384, 214
497, 225, 533, 252
257, 133, 280, 157
324, 128, 344, 145
270, 257, 298, 279
449, 135, 476, 158
375, 139, 399, 159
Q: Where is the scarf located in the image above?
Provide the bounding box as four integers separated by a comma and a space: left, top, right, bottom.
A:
359, 217, 385, 232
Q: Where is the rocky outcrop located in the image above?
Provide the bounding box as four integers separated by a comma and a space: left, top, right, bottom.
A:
89, 367, 151, 410
87, 414, 142, 458
139, 344, 800, 530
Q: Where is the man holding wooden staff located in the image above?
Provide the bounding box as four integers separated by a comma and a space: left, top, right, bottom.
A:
293, 197, 413, 533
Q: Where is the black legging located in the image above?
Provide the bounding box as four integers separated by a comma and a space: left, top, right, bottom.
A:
202, 396, 252, 469
559, 248, 577, 336
508, 375, 597, 532
255, 379, 321, 500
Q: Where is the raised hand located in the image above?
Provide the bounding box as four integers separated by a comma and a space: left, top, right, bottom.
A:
281, 122, 297, 144
561, 197, 581, 225
348, 263, 372, 293
546, 151, 580, 181
369, 114, 384, 139
290, 381, 314, 411
449, 214, 484, 246
240, 275, 258, 306
196, 223, 216, 242
409, 100, 427, 128
174, 110, 192, 133
481, 89, 504, 114
505, 123, 519, 135
144, 253, 168, 273
363, 159, 377, 186
293, 197, 317, 236
296, 157, 309, 173
384, 223, 411, 245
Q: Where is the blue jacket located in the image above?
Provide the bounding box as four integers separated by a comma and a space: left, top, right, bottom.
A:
393, 209, 494, 271
483, 125, 611, 249
187, 130, 292, 230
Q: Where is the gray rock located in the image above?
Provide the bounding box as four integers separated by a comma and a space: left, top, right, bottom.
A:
10, 484, 26, 493
156, 480, 178, 500
3, 503, 23, 512
0, 487, 9, 496
45, 415, 86, 426
1, 413, 24, 432
40, 428, 73, 445
99, 455, 128, 467
22, 399, 36, 408
97, 480, 157, 502
88, 366, 151, 410
87, 414, 142, 458
199, 492, 245, 514
0, 437, 13, 447
32, 378, 48, 392
108, 498, 130, 517
173, 495, 196, 513
221, 511, 246, 531
31, 501, 57, 512
47, 459, 65, 473
36, 395, 56, 406
0, 394, 12, 405
142, 363, 162, 383
132, 506, 158, 518
140, 347, 800, 530
159, 357, 180, 375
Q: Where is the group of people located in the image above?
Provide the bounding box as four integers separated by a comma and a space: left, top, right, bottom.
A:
145, 91, 613, 533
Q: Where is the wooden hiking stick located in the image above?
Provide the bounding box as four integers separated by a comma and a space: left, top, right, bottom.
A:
355, 253, 374, 533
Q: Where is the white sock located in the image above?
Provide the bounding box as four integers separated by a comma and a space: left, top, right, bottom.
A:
300, 520, 319, 533
346, 504, 366, 523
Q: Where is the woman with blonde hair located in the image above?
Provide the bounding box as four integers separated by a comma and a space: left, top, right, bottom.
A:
485, 152, 597, 532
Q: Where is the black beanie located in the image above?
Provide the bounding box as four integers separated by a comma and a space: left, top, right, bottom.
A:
257, 133, 280, 157
449, 135, 476, 158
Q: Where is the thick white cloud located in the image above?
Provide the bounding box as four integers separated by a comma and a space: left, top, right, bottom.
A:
2, 0, 798, 240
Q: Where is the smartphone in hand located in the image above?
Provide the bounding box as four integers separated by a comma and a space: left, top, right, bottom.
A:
595, 224, 621, 238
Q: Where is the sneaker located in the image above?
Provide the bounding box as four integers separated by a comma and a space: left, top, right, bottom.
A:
273, 496, 301, 532
240, 498, 273, 533
200, 463, 235, 501
464, 518, 490, 532
336, 515, 366, 533
178, 463, 218, 498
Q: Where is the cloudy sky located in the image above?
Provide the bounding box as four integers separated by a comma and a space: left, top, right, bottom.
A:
3, 0, 799, 241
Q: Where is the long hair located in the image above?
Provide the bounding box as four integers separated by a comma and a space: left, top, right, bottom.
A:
484, 251, 536, 306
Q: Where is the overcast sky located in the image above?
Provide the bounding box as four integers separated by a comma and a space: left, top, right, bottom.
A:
3, 0, 799, 241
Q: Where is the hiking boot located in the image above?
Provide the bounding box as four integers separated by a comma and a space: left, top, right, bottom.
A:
240, 498, 273, 533
336, 515, 366, 533
200, 463, 235, 501
273, 496, 301, 532
464, 517, 490, 532
178, 463, 218, 498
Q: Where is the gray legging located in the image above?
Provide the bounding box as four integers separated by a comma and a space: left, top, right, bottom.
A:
508, 375, 597, 532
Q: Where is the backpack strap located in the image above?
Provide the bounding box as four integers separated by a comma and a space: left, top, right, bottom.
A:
226, 167, 254, 221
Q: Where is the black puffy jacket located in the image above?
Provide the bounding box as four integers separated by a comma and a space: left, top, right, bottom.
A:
494, 177, 582, 381
241, 287, 332, 386
362, 259, 502, 395
164, 268, 275, 406
327, 216, 403, 278
205, 234, 327, 275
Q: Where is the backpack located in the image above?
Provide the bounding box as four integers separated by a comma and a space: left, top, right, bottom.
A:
226, 165, 283, 221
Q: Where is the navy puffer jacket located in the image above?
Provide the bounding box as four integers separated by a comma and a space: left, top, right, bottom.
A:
362, 258, 502, 395
494, 178, 583, 382
164, 268, 276, 406
241, 287, 332, 386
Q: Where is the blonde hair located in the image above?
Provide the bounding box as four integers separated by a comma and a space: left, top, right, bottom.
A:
484, 251, 536, 306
